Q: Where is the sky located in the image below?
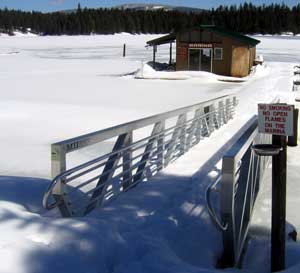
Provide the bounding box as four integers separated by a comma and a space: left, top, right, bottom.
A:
0, 0, 298, 12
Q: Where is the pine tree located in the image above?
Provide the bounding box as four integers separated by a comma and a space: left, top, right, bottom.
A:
1, 4, 300, 36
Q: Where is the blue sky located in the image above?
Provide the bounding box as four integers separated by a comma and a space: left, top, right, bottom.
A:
0, 0, 298, 12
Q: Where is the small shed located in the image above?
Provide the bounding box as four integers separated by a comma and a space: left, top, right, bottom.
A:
147, 25, 260, 77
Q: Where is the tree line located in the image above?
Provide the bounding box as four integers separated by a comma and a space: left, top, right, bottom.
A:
1, 2, 300, 35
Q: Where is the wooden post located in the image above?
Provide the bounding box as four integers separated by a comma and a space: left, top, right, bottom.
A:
169, 42, 173, 65
153, 45, 156, 70
288, 108, 298, 147
123, 43, 126, 57
271, 135, 287, 272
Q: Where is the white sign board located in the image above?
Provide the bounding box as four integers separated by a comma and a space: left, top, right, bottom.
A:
258, 104, 294, 136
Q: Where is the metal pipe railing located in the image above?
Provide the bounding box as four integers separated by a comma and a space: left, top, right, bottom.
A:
44, 94, 238, 217
205, 176, 228, 231
214, 116, 272, 267
52, 95, 235, 153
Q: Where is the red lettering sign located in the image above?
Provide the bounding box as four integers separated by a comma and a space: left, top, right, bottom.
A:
188, 43, 213, 48
258, 103, 294, 136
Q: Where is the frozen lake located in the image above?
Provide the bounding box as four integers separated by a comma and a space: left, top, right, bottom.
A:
0, 34, 240, 178
0, 34, 298, 178
0, 33, 300, 273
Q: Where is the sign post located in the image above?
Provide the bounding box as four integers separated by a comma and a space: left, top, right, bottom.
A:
257, 103, 294, 272
271, 134, 287, 272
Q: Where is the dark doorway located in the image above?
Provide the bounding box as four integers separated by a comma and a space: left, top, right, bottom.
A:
189, 49, 200, 71
200, 49, 212, 72
188, 48, 212, 72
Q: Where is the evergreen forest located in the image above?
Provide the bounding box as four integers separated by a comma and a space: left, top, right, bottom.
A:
0, 3, 300, 36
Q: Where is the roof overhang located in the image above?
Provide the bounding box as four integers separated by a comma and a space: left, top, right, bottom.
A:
146, 33, 176, 46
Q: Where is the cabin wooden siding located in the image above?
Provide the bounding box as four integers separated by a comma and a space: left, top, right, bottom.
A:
249, 46, 256, 68
213, 36, 233, 76
176, 40, 189, 71
175, 28, 258, 77
231, 46, 250, 77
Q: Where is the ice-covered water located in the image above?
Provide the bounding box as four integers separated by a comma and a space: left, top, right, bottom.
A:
0, 33, 299, 273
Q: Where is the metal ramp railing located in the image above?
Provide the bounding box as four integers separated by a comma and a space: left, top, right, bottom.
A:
206, 116, 272, 268
43, 94, 237, 217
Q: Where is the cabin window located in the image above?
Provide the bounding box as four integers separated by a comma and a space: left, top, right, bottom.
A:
214, 48, 223, 60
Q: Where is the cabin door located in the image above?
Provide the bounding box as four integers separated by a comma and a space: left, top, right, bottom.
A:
188, 48, 212, 72
200, 48, 212, 72
188, 49, 200, 71
231, 46, 250, 77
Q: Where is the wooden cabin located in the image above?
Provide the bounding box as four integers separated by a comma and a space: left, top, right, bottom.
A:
147, 25, 260, 77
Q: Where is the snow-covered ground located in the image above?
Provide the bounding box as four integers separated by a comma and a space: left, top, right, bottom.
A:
0, 33, 299, 273
0, 34, 243, 178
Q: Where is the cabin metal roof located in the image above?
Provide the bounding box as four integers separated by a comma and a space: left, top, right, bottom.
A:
146, 33, 176, 46
146, 25, 260, 47
200, 25, 260, 46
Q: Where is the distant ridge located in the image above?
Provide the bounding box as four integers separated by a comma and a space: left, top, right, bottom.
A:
57, 3, 205, 14
115, 3, 205, 13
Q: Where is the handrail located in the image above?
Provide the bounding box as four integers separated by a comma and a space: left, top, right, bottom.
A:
205, 177, 228, 231
219, 116, 273, 267
43, 178, 62, 210
46, 108, 229, 190
44, 94, 238, 217
53, 95, 236, 153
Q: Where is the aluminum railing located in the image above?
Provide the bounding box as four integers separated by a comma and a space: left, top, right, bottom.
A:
206, 116, 272, 268
43, 94, 237, 217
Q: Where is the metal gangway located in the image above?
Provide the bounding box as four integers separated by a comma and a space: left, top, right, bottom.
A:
43, 94, 237, 217
206, 116, 272, 268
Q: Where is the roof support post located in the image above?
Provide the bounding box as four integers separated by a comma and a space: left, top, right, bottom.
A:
169, 42, 173, 65
153, 45, 157, 70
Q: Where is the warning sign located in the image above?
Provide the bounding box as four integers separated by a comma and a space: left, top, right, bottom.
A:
258, 104, 294, 136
